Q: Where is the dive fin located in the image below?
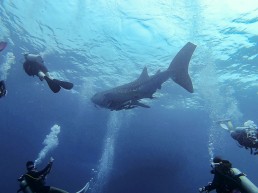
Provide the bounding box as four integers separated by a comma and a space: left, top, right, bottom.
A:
216, 119, 233, 131
52, 79, 74, 90
45, 76, 61, 93
168, 42, 196, 93
220, 123, 229, 131
75, 182, 89, 193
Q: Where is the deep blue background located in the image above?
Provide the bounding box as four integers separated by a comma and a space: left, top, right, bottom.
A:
1, 1, 258, 193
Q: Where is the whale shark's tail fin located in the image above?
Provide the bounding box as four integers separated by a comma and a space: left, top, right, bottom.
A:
168, 42, 196, 93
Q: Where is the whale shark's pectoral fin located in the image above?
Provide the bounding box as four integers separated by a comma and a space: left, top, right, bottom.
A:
119, 100, 150, 110
133, 100, 150, 108
147, 94, 156, 99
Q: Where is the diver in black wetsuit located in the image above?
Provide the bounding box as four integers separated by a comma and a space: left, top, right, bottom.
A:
230, 129, 258, 155
200, 156, 258, 193
18, 157, 68, 193
0, 80, 7, 98
23, 53, 74, 93
18, 157, 90, 193
218, 120, 258, 155
0, 41, 8, 98
199, 157, 243, 193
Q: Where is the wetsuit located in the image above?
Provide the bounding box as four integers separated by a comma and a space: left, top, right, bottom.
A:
0, 80, 7, 97
24, 162, 69, 193
231, 130, 258, 154
23, 54, 73, 93
204, 164, 242, 193
25, 162, 52, 193
23, 60, 48, 77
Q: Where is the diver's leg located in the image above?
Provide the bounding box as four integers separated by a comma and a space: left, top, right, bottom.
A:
45, 72, 53, 79
226, 120, 234, 130
38, 71, 53, 81
49, 186, 69, 193
38, 71, 46, 81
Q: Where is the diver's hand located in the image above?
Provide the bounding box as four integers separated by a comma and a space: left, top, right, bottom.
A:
49, 157, 54, 163
199, 187, 206, 192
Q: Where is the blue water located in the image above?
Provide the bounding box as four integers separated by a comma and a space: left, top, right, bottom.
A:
1, 1, 258, 193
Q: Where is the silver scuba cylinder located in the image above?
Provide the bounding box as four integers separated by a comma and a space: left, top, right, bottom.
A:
24, 54, 44, 64
20, 179, 33, 193
75, 182, 89, 193
231, 168, 258, 193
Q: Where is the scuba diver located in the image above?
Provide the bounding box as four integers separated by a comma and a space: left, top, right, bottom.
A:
199, 156, 258, 193
0, 80, 7, 98
17, 157, 89, 193
0, 41, 8, 98
17, 157, 69, 193
23, 53, 74, 93
218, 119, 258, 155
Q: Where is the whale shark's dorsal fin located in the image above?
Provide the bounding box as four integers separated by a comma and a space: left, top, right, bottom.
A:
137, 67, 149, 82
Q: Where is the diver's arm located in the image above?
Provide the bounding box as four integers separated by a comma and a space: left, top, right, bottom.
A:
204, 183, 216, 192
37, 161, 53, 176
204, 174, 220, 192
235, 126, 249, 131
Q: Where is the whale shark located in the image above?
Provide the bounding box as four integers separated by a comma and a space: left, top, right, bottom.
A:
91, 42, 197, 111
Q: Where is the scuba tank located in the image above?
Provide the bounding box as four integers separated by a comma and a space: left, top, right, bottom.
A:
231, 168, 258, 193
17, 175, 33, 193
75, 182, 90, 193
24, 53, 44, 64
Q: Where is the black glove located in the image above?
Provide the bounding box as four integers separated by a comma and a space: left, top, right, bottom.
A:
199, 187, 206, 192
